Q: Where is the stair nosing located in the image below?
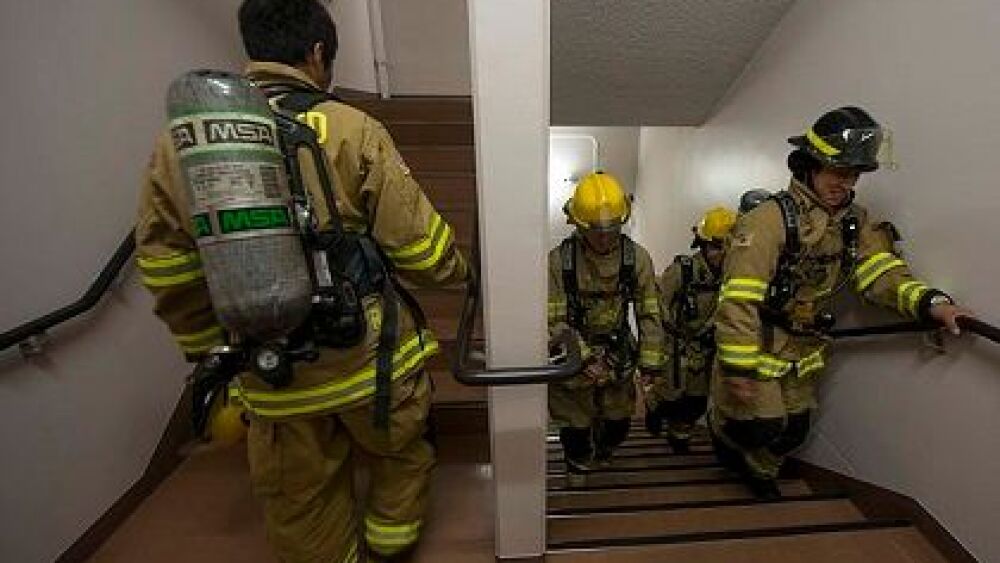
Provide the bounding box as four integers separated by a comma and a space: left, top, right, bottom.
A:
547, 476, 744, 492
546, 492, 849, 517
546, 461, 722, 475
545, 518, 913, 552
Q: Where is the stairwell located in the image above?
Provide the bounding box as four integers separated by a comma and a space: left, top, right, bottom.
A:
76, 94, 969, 563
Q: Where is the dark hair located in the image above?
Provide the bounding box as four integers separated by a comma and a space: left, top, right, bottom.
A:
239, 0, 338, 68
787, 148, 820, 184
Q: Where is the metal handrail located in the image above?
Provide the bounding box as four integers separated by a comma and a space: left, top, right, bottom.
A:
828, 316, 1000, 344
450, 214, 582, 385
0, 230, 136, 353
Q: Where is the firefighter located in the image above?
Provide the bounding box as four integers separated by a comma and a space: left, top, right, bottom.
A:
136, 1, 469, 561
645, 207, 736, 453
547, 172, 666, 482
710, 106, 972, 499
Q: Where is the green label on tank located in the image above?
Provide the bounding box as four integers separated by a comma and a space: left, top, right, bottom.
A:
218, 206, 292, 234
193, 213, 212, 238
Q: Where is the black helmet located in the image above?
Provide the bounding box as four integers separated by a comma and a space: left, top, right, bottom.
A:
788, 106, 883, 172
739, 189, 771, 213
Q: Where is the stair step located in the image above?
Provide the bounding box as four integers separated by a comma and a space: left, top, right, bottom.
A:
545, 524, 946, 563
547, 440, 710, 453
547, 467, 733, 490
548, 461, 721, 476
400, 145, 475, 173
415, 174, 477, 212
345, 96, 472, 123
547, 496, 863, 546
548, 453, 717, 471
547, 480, 814, 513
386, 121, 473, 146
547, 446, 715, 463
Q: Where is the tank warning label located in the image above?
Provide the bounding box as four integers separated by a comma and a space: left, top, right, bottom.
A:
187, 162, 285, 210
217, 206, 292, 234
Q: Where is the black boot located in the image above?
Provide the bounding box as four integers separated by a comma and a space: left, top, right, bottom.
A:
644, 406, 663, 436
666, 435, 690, 454
745, 475, 782, 500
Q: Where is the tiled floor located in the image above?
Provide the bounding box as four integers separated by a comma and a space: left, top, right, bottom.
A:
90, 433, 494, 562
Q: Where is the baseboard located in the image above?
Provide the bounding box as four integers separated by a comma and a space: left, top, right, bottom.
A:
787, 458, 978, 563
57, 386, 193, 562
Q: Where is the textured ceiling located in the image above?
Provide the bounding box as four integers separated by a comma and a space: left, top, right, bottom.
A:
551, 0, 795, 126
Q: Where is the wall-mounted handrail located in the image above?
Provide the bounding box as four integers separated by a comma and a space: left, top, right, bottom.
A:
0, 230, 136, 353
828, 316, 1000, 345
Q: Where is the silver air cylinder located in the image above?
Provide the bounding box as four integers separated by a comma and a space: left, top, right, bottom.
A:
167, 70, 311, 343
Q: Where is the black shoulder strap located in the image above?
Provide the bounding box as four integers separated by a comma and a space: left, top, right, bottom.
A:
619, 235, 637, 304
773, 191, 800, 257
560, 237, 582, 328
674, 255, 698, 321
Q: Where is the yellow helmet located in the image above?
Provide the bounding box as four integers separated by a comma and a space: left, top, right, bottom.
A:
694, 206, 737, 243
564, 171, 631, 230
207, 398, 247, 448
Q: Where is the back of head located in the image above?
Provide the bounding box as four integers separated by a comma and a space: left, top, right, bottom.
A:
238, 0, 338, 67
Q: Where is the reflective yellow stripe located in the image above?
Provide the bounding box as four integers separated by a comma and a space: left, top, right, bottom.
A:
807, 128, 841, 156
142, 269, 205, 287
640, 348, 666, 367
340, 542, 359, 563
137, 252, 200, 269
641, 298, 660, 316
855, 252, 906, 292
797, 348, 826, 378
175, 325, 224, 354
548, 300, 567, 321
387, 214, 445, 260
365, 517, 422, 554
757, 354, 792, 379
391, 217, 454, 272
721, 278, 768, 302
897, 281, 929, 317
138, 251, 205, 287
232, 332, 438, 417
718, 343, 759, 369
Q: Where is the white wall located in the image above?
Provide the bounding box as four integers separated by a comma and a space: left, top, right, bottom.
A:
636, 1, 1000, 559
0, 1, 244, 561
549, 127, 639, 245
330, 0, 379, 92
382, 0, 471, 94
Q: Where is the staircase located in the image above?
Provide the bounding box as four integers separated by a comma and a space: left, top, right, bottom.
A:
544, 421, 950, 562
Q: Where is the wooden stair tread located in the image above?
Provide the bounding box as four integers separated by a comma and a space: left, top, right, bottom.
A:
547, 480, 814, 512
545, 526, 947, 563
547, 466, 732, 490
547, 497, 864, 545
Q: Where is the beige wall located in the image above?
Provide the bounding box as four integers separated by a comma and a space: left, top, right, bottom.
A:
382, 0, 471, 94
0, 1, 244, 561
636, 0, 1000, 559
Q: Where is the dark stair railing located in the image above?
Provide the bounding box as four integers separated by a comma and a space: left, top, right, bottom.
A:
450, 217, 582, 385
0, 230, 136, 355
829, 316, 1000, 344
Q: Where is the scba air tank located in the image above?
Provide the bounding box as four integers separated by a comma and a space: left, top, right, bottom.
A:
166, 69, 311, 343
